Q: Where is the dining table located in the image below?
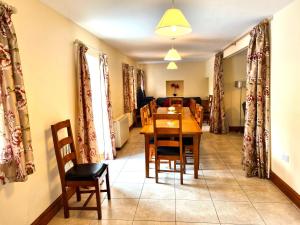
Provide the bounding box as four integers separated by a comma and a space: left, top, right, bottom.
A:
140, 107, 202, 179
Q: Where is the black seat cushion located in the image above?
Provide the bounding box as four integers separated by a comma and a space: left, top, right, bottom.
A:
65, 163, 108, 181
183, 137, 193, 146
157, 146, 180, 156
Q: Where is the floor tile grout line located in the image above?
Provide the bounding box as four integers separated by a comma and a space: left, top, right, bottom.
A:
203, 166, 221, 224
226, 158, 268, 225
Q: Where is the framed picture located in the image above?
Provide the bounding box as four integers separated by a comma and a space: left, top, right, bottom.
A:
166, 80, 184, 97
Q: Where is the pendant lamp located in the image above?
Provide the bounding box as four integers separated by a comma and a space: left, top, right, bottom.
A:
167, 61, 178, 70
164, 48, 181, 61
155, 0, 192, 37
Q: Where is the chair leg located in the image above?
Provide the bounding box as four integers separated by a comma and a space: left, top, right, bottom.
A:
105, 170, 111, 200
76, 187, 81, 201
168, 160, 171, 169
180, 161, 183, 185
62, 188, 69, 218
155, 158, 159, 183
95, 182, 102, 220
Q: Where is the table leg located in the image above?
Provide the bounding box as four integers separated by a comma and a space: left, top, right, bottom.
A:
144, 135, 150, 178
193, 134, 200, 178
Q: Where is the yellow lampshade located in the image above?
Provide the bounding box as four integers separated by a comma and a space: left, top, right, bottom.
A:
155, 8, 192, 37
167, 61, 178, 70
164, 48, 182, 61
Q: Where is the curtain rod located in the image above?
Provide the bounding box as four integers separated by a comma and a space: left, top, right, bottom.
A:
74, 39, 104, 55
222, 17, 273, 52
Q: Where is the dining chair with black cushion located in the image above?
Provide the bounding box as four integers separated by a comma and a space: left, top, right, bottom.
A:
183, 104, 203, 163
153, 113, 185, 184
51, 119, 111, 220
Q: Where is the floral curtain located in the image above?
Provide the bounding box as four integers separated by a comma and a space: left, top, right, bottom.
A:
242, 21, 270, 178
75, 42, 99, 163
210, 52, 227, 134
0, 3, 34, 184
122, 63, 135, 113
100, 54, 116, 160
136, 69, 145, 92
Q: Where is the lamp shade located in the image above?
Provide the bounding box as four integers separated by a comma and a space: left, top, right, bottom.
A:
167, 61, 178, 70
164, 48, 182, 61
155, 8, 192, 37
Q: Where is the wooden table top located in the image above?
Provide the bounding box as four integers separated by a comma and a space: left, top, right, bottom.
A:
140, 107, 202, 135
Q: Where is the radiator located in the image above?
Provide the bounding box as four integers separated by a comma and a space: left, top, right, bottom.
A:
113, 114, 129, 148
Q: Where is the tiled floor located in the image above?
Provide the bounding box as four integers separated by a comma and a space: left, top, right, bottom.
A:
49, 128, 300, 225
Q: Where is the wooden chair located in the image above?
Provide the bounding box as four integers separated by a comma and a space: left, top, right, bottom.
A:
169, 97, 183, 106
153, 113, 185, 184
195, 104, 204, 126
140, 104, 151, 127
51, 120, 111, 220
149, 99, 157, 115
189, 98, 196, 116
184, 104, 203, 163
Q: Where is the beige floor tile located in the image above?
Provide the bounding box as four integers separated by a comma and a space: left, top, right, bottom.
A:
110, 182, 143, 199
133, 221, 175, 225
134, 199, 175, 221
208, 184, 249, 202
214, 201, 264, 224
175, 184, 211, 201
141, 183, 175, 199
242, 185, 290, 203
176, 200, 219, 223
101, 198, 139, 220
203, 170, 239, 185
115, 171, 145, 183
91, 220, 133, 225
176, 223, 219, 225
254, 202, 300, 225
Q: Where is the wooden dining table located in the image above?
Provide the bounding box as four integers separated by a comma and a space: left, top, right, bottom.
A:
140, 107, 202, 178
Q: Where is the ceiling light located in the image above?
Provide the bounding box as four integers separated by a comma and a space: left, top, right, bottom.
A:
164, 48, 182, 61
155, 0, 192, 37
167, 62, 178, 70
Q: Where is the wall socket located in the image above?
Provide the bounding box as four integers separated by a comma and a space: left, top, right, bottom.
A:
281, 153, 290, 163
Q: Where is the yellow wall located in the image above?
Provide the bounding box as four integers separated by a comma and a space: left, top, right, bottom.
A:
271, 0, 300, 194
144, 62, 209, 99
204, 56, 215, 95
223, 50, 247, 127
0, 0, 136, 224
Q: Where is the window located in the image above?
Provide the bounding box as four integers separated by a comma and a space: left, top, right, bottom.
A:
86, 53, 112, 157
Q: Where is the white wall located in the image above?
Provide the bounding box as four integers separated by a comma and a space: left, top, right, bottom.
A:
0, 0, 136, 224
223, 50, 247, 127
144, 61, 209, 99
204, 56, 215, 95
271, 0, 300, 194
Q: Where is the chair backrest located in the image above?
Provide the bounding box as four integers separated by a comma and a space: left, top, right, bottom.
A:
153, 113, 182, 151
149, 99, 157, 115
51, 120, 78, 182
169, 97, 183, 106
195, 104, 204, 128
190, 98, 196, 115
140, 104, 151, 126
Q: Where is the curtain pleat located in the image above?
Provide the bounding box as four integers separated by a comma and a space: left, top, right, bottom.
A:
242, 21, 270, 178
210, 52, 227, 134
122, 63, 135, 113
100, 54, 116, 160
0, 3, 34, 184
75, 42, 99, 163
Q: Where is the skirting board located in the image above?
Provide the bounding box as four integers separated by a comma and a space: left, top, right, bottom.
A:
31, 188, 75, 225
270, 170, 300, 208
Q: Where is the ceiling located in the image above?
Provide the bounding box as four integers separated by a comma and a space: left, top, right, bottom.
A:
40, 0, 293, 63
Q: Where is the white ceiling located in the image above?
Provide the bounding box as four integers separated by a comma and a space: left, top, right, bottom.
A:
40, 0, 293, 63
